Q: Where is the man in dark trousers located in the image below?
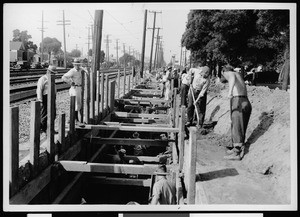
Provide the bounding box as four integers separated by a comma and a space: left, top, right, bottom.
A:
36, 65, 57, 134
221, 65, 252, 160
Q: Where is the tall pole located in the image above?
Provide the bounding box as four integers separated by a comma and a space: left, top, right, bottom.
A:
91, 10, 103, 121
57, 10, 70, 68
140, 10, 147, 78
115, 39, 119, 66
153, 28, 160, 71
149, 11, 157, 74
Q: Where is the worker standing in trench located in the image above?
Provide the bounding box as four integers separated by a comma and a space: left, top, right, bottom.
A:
220, 65, 252, 160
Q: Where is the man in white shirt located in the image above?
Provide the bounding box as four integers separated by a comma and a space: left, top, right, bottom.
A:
62, 58, 88, 125
186, 63, 211, 128
36, 65, 57, 133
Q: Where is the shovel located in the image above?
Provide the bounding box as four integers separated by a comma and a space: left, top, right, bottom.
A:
190, 86, 200, 128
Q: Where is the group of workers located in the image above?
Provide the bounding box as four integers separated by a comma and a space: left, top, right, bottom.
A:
36, 57, 252, 204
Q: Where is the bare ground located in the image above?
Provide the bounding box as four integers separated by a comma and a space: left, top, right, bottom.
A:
190, 80, 291, 204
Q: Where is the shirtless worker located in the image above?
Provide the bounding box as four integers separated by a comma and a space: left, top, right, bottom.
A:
221, 65, 252, 160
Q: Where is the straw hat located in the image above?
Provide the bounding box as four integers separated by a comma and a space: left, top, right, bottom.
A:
47, 65, 57, 73
72, 58, 82, 65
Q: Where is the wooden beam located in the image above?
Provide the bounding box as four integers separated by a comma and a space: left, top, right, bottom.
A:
30, 101, 41, 177
124, 104, 169, 111
117, 69, 120, 98
179, 106, 186, 172
117, 98, 169, 104
58, 113, 66, 152
69, 96, 76, 134
109, 80, 116, 111
85, 137, 169, 147
58, 161, 168, 175
114, 111, 168, 119
47, 74, 55, 161
88, 176, 151, 187
102, 122, 171, 128
80, 70, 85, 123
187, 126, 197, 204
131, 88, 162, 94
76, 124, 179, 133
10, 106, 19, 197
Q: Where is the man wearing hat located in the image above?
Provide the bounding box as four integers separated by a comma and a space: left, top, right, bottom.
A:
162, 66, 172, 100
186, 62, 211, 128
62, 58, 88, 125
36, 65, 57, 134
150, 164, 176, 205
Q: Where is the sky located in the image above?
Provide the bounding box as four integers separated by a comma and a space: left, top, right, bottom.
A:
4, 3, 193, 64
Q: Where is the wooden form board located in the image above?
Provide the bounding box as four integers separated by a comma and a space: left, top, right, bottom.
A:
102, 122, 171, 128
76, 124, 180, 133
117, 98, 169, 104
58, 161, 169, 175
113, 111, 169, 119
88, 176, 151, 187
84, 137, 170, 147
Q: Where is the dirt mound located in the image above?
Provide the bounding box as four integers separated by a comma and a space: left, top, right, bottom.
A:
201, 80, 291, 203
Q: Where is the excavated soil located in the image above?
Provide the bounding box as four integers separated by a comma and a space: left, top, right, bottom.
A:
191, 79, 291, 204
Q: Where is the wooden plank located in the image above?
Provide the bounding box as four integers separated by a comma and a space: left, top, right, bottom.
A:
117, 69, 120, 98
10, 106, 19, 197
187, 126, 197, 204
173, 88, 177, 127
102, 122, 171, 128
100, 71, 104, 115
96, 70, 100, 119
84, 71, 90, 124
58, 161, 168, 175
86, 137, 169, 147
76, 124, 180, 133
47, 74, 55, 162
127, 69, 131, 93
117, 98, 169, 104
105, 74, 109, 110
80, 70, 85, 123
58, 113, 66, 152
109, 80, 116, 111
111, 118, 152, 123
123, 68, 126, 96
179, 106, 186, 172
29, 101, 40, 177
69, 96, 76, 134
88, 176, 151, 187
114, 111, 168, 119
131, 88, 162, 93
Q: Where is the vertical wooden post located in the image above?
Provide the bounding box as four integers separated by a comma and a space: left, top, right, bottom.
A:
30, 101, 40, 177
58, 113, 66, 152
100, 72, 104, 119
96, 70, 100, 119
47, 73, 55, 162
123, 68, 126, 96
127, 70, 131, 93
187, 126, 197, 204
91, 10, 104, 122
105, 74, 109, 111
117, 69, 120, 98
10, 106, 19, 197
84, 72, 90, 124
80, 71, 85, 123
69, 96, 76, 135
179, 106, 186, 172
109, 81, 116, 111
140, 10, 147, 79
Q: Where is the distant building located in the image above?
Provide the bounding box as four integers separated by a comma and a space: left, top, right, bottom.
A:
10, 41, 25, 62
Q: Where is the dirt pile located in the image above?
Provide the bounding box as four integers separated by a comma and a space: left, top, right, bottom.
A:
201, 80, 291, 203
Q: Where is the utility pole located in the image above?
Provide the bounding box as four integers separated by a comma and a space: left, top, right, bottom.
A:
140, 9, 147, 78
148, 11, 162, 73
115, 39, 120, 66
38, 11, 48, 63
85, 25, 92, 68
153, 28, 161, 71
104, 34, 111, 63
57, 10, 71, 68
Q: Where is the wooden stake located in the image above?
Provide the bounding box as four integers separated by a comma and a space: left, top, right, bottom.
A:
10, 106, 19, 197
187, 126, 197, 204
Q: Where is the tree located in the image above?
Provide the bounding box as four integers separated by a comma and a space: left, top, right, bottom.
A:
12, 29, 38, 52
70, 49, 81, 57
41, 37, 62, 56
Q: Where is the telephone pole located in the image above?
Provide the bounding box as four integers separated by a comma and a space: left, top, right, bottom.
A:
85, 25, 92, 68
140, 9, 147, 78
115, 39, 120, 66
153, 28, 161, 70
38, 11, 49, 63
104, 34, 112, 63
57, 10, 71, 68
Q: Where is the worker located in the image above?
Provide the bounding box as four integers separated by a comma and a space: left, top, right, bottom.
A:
221, 65, 252, 160
62, 58, 88, 126
180, 66, 191, 107
162, 66, 172, 101
36, 65, 57, 134
186, 63, 211, 128
132, 132, 147, 156
150, 164, 176, 205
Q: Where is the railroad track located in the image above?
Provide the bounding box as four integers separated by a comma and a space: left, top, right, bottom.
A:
10, 70, 131, 103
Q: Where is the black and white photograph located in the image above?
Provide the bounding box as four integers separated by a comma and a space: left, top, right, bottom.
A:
3, 2, 297, 214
